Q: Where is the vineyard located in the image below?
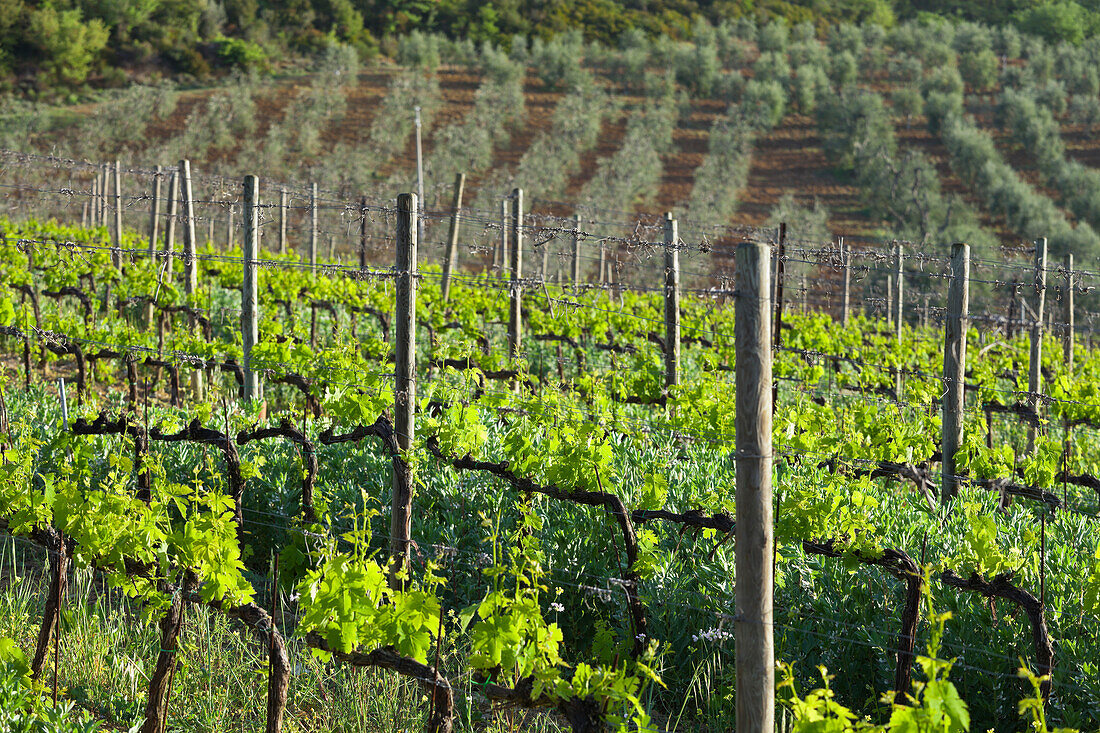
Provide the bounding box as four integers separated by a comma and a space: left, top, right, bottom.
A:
3, 17, 1100, 733
0, 140, 1098, 733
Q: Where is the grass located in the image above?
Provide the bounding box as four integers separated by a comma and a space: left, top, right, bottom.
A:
0, 534, 570, 732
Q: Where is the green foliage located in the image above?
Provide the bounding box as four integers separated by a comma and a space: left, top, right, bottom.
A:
0, 638, 100, 732
215, 35, 270, 73
28, 5, 109, 86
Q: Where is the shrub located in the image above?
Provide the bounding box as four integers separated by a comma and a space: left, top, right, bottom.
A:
28, 5, 109, 87
742, 78, 786, 129
891, 86, 923, 127
396, 30, 440, 69
758, 20, 789, 54
828, 51, 858, 90
530, 31, 586, 90
753, 51, 790, 86
216, 36, 269, 73
818, 88, 894, 169
793, 64, 828, 114
959, 49, 998, 91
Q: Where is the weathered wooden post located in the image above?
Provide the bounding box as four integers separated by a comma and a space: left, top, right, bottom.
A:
90, 175, 99, 228
440, 172, 466, 301
179, 159, 202, 400
508, 189, 523, 359
664, 213, 680, 397
841, 237, 850, 325
309, 182, 318, 266
278, 188, 288, 256
414, 106, 425, 247
895, 242, 904, 340
242, 176, 261, 404
165, 171, 178, 277
226, 205, 235, 250
391, 192, 418, 587
1064, 253, 1074, 374
895, 242, 904, 399
180, 160, 197, 293
942, 242, 970, 503
572, 214, 581, 287
1027, 238, 1048, 456
112, 160, 123, 269
148, 166, 162, 258
735, 239, 774, 733
359, 197, 368, 270
499, 197, 510, 273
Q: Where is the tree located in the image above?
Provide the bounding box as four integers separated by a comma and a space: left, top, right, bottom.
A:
28, 5, 109, 86
1015, 1, 1097, 45
959, 49, 997, 91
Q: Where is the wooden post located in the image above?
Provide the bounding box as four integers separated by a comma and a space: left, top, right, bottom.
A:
180, 160, 197, 293
886, 275, 893, 323
81, 201, 88, 228
734, 240, 774, 733
895, 242, 904, 339
841, 237, 850, 325
179, 159, 202, 400
572, 214, 581, 287
499, 197, 510, 273
90, 175, 99, 228
359, 197, 368, 269
242, 176, 261, 404
391, 192, 418, 585
664, 213, 680, 396
149, 166, 162, 258
508, 189, 523, 358
772, 223, 786, 348
1027, 238, 1048, 455
226, 205, 234, 250
112, 160, 123, 269
941, 242, 970, 503
440, 172, 466, 301
279, 188, 288, 255
414, 107, 425, 247
165, 171, 178, 277
1064, 253, 1074, 374
309, 182, 318, 266
207, 214, 214, 245
599, 244, 607, 285
100, 164, 109, 224
895, 242, 904, 399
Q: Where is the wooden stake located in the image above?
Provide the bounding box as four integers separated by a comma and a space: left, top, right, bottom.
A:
499, 197, 510, 272
279, 188, 288, 255
734, 240, 774, 733
179, 160, 197, 293
1027, 238, 1048, 456
227, 205, 234, 250
165, 171, 178, 278
359, 197, 368, 269
309, 182, 318, 266
1064, 253, 1074, 374
440, 172, 466, 301
90, 175, 99, 228
941, 243, 970, 503
149, 166, 162, 259
391, 192, 418, 586
572, 214, 581, 287
179, 159, 202, 400
664, 213, 680, 396
113, 160, 123, 269
841, 237, 850, 325
508, 189, 523, 358
895, 242, 904, 340
242, 176, 261, 404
